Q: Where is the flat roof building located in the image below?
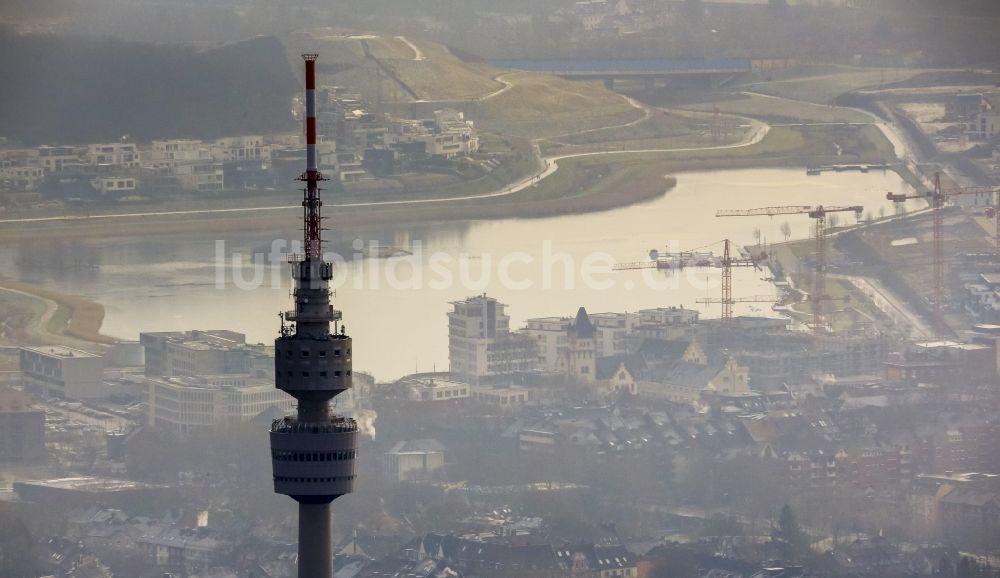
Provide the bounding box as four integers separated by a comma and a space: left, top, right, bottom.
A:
398, 373, 470, 402
470, 383, 533, 408
144, 374, 293, 435
140, 330, 265, 378
20, 346, 105, 400
384, 439, 445, 482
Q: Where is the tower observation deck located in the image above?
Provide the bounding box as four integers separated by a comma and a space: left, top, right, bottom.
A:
269, 54, 357, 578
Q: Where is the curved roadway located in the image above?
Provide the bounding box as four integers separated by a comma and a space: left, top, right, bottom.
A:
0, 96, 769, 225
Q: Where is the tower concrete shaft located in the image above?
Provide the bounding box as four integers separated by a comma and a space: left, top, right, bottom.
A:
270, 54, 357, 578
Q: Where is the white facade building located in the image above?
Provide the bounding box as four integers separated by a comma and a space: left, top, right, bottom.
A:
20, 346, 105, 400
86, 143, 139, 170
448, 295, 511, 379
398, 374, 470, 402
0, 164, 44, 191
470, 383, 533, 408
147, 140, 224, 191
523, 317, 572, 372
91, 176, 137, 195
37, 146, 79, 173
970, 111, 1000, 141
383, 439, 445, 482
145, 374, 293, 435
211, 135, 271, 164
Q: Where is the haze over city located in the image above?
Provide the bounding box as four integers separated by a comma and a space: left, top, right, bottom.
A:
1, 1, 1000, 577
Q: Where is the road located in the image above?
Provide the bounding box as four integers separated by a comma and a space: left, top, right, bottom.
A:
0, 285, 59, 340
394, 36, 425, 61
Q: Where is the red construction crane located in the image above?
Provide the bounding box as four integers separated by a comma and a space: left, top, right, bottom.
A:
717, 205, 863, 332
886, 172, 999, 336
614, 239, 763, 320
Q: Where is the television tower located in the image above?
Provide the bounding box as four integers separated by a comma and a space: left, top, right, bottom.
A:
269, 54, 357, 578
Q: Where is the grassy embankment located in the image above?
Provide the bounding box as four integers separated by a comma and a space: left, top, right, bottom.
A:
679, 93, 872, 124
0, 281, 113, 347
476, 72, 644, 139
540, 108, 746, 157
739, 66, 928, 104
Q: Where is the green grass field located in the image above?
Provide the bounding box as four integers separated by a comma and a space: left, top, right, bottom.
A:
740, 67, 927, 104
680, 93, 873, 124
477, 73, 643, 139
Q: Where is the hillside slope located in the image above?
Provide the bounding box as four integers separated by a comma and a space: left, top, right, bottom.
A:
0, 32, 296, 145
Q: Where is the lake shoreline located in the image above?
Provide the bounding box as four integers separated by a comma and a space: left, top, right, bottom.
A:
0, 155, 842, 243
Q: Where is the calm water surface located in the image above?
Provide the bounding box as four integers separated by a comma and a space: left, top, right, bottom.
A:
3, 168, 919, 380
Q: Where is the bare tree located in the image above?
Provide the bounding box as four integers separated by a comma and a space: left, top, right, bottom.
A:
780, 221, 792, 241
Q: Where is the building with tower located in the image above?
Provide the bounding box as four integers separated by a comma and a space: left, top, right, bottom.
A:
557, 307, 598, 382
268, 54, 358, 578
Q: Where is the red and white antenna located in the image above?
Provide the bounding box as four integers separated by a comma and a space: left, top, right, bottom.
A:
300, 54, 324, 259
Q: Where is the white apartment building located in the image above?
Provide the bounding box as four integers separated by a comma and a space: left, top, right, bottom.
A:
174, 160, 224, 192
211, 136, 271, 164
147, 139, 224, 191
37, 146, 79, 173
522, 317, 572, 372
86, 143, 139, 170
0, 164, 44, 191
145, 374, 293, 435
388, 110, 480, 159
91, 176, 137, 195
635, 306, 700, 339
448, 295, 511, 379
147, 140, 206, 166
524, 306, 701, 372
589, 312, 637, 358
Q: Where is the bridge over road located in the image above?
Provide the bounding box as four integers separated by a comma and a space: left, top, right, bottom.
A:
491, 57, 754, 89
